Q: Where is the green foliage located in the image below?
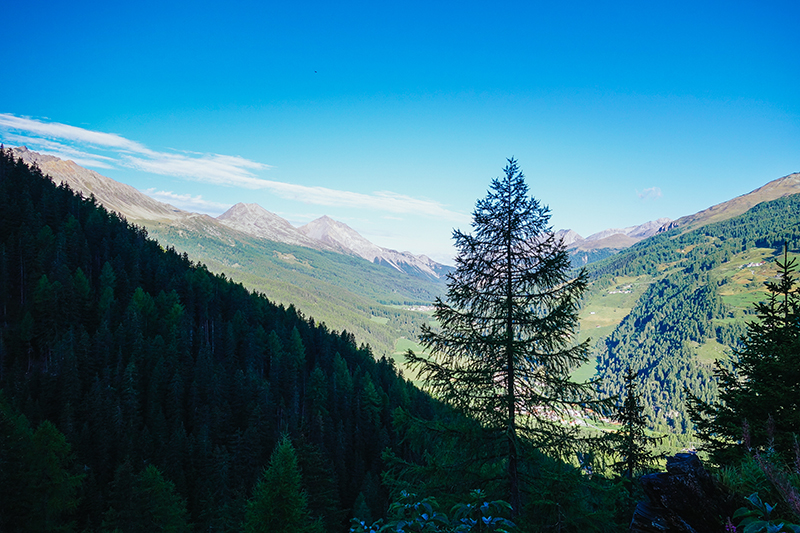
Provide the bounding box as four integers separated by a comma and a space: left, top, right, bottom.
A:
101, 463, 191, 533
243, 435, 323, 533
608, 367, 662, 481
0, 393, 83, 532
733, 493, 800, 533
690, 248, 800, 463
406, 159, 606, 514
588, 192, 800, 444
350, 490, 517, 533
596, 270, 727, 437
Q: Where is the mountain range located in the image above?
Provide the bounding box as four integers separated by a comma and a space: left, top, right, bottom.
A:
10, 146, 800, 420
25, 144, 788, 271
8, 146, 453, 358
556, 217, 673, 251
11, 146, 450, 283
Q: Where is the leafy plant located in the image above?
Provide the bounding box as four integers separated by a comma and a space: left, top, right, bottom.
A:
449, 490, 516, 532
350, 490, 517, 533
733, 493, 800, 533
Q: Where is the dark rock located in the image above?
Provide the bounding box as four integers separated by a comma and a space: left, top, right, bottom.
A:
630, 453, 738, 533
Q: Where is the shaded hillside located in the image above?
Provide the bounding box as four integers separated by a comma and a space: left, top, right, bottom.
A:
0, 147, 443, 531
584, 192, 800, 442
8, 146, 446, 358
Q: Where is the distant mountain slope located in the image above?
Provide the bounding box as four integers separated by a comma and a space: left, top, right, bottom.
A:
662, 172, 800, 233
581, 190, 800, 443
299, 215, 451, 280
561, 217, 672, 252
8, 146, 446, 356
217, 202, 339, 251
9, 146, 451, 279
10, 146, 186, 222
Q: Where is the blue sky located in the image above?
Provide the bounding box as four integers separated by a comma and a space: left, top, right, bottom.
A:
2, 0, 798, 264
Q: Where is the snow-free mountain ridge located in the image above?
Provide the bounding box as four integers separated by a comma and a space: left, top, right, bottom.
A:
659, 172, 800, 233
298, 215, 448, 279
555, 217, 673, 251
8, 146, 451, 280
217, 203, 340, 252
11, 146, 799, 269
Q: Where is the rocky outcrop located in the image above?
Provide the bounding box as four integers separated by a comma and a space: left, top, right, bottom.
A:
630, 453, 739, 533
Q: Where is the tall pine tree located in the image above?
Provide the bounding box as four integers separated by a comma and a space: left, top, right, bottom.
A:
406, 158, 602, 515
690, 246, 800, 463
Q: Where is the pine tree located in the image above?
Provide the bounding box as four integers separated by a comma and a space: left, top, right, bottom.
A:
690, 246, 800, 463
406, 158, 602, 515
610, 367, 660, 481
243, 435, 322, 533
0, 394, 83, 532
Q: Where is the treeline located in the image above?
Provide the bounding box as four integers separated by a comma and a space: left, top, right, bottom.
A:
0, 147, 441, 531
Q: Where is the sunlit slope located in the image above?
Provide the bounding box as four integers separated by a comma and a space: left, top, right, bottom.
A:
579, 193, 800, 441
8, 146, 446, 357
145, 220, 445, 357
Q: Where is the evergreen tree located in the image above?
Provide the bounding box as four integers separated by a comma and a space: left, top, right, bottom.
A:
102, 462, 190, 533
406, 159, 602, 515
609, 367, 660, 481
690, 246, 800, 463
134, 465, 191, 533
243, 435, 322, 533
0, 394, 83, 532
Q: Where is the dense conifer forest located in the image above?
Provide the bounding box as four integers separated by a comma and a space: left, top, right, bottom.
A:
589, 194, 800, 441
5, 145, 800, 532
0, 147, 444, 531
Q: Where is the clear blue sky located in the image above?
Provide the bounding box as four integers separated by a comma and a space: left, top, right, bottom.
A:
2, 0, 798, 264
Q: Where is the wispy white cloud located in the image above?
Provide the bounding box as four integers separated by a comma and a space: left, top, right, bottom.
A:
0, 113, 467, 221
0, 113, 147, 152
253, 180, 468, 221
124, 153, 269, 189
2, 132, 118, 168
0, 113, 270, 186
144, 189, 231, 214
637, 186, 662, 200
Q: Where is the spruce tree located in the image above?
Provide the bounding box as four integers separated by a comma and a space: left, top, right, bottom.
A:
690, 246, 800, 463
243, 435, 322, 533
406, 158, 601, 515
610, 367, 660, 481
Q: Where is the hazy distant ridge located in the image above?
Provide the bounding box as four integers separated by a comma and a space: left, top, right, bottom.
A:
299, 215, 449, 279
556, 217, 672, 251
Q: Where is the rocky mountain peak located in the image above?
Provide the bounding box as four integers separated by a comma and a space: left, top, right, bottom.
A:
299, 217, 450, 279
217, 203, 338, 251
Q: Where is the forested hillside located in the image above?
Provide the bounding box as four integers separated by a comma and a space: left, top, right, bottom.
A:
586, 193, 800, 444
0, 147, 443, 531
144, 219, 442, 359
9, 146, 448, 360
